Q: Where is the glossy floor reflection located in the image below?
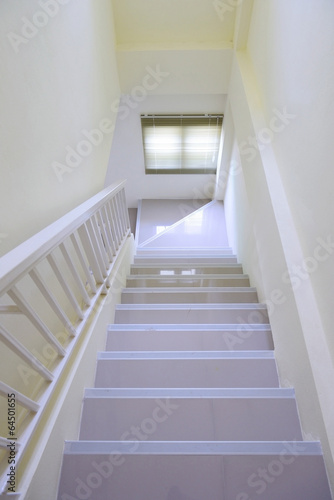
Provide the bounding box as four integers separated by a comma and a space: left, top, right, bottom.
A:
138, 199, 228, 249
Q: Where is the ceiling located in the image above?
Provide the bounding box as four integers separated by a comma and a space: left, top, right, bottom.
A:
111, 0, 237, 48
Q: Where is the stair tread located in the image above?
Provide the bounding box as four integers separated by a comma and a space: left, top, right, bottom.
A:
131, 263, 242, 268
84, 387, 295, 398
63, 440, 324, 455
127, 273, 249, 278
108, 323, 272, 331
97, 350, 275, 359
56, 236, 332, 499
122, 286, 257, 292
116, 303, 267, 310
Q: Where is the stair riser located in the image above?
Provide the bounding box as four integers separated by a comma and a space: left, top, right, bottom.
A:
126, 276, 250, 287
134, 256, 238, 264
95, 359, 279, 388
121, 290, 258, 304
136, 248, 233, 255
106, 329, 274, 351
79, 397, 302, 441
130, 265, 243, 275
58, 453, 332, 500
114, 308, 269, 324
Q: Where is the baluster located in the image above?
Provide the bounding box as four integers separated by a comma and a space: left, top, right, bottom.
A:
110, 197, 122, 246
115, 191, 126, 237
0, 305, 21, 314
59, 242, 91, 306
0, 437, 20, 449
85, 219, 108, 277
101, 205, 116, 257
114, 191, 124, 236
0, 382, 40, 413
77, 224, 104, 284
29, 268, 76, 337
96, 209, 113, 262
0, 324, 53, 381
70, 233, 97, 294
47, 253, 84, 320
90, 214, 109, 268
105, 200, 119, 251
121, 188, 131, 230
7, 286, 65, 356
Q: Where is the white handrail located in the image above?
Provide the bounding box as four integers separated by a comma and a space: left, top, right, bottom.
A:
0, 180, 131, 495
0, 180, 127, 295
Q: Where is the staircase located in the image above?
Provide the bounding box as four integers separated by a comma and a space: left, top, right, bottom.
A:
57, 212, 332, 499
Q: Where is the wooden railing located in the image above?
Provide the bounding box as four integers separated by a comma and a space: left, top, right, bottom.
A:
0, 180, 130, 494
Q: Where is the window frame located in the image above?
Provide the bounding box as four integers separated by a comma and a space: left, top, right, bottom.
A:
141, 114, 224, 175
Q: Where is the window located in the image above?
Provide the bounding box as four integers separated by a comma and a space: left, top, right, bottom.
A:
141, 114, 223, 174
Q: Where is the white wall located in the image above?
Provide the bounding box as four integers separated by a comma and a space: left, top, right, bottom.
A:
247, 0, 334, 363
223, 0, 334, 488
0, 0, 120, 257
105, 94, 227, 207
116, 46, 233, 96
111, 0, 236, 47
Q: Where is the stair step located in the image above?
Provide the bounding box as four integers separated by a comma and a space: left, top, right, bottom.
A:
114, 303, 269, 324
58, 441, 332, 500
95, 352, 279, 388
130, 263, 244, 275
121, 287, 258, 304
134, 255, 238, 264
79, 388, 302, 441
106, 324, 274, 351
126, 273, 250, 288
136, 247, 233, 255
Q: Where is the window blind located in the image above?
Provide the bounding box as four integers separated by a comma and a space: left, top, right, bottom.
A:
141, 114, 223, 174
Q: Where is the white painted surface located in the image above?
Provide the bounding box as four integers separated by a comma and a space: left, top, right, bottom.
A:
0, 0, 120, 256
111, 0, 236, 47
247, 0, 334, 366
104, 94, 226, 207
223, 0, 334, 489
116, 47, 233, 96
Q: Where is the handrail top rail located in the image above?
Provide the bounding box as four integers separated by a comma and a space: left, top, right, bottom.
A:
0, 180, 127, 296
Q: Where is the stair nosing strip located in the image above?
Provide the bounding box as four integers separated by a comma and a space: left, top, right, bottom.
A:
97, 350, 275, 360
64, 440, 324, 456
107, 323, 272, 331
115, 303, 268, 310
127, 273, 249, 279
121, 287, 257, 293
83, 387, 295, 399
130, 263, 243, 268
